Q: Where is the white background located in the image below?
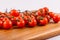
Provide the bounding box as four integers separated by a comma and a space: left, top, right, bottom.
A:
0, 0, 60, 40
0, 0, 60, 13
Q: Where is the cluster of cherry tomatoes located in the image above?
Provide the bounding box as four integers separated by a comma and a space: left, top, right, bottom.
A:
0, 7, 60, 29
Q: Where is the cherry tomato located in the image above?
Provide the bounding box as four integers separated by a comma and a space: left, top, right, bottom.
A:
38, 8, 46, 17
17, 19, 25, 28
0, 20, 3, 28
3, 20, 12, 29
10, 9, 19, 17
3, 17, 9, 21
22, 15, 28, 25
53, 14, 59, 23
37, 17, 48, 26
0, 16, 4, 21
36, 10, 41, 16
28, 18, 37, 27
11, 17, 17, 26
58, 15, 60, 21
49, 12, 54, 18
43, 7, 49, 14
36, 16, 41, 23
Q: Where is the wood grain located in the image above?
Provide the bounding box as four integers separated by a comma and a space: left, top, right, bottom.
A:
0, 23, 60, 40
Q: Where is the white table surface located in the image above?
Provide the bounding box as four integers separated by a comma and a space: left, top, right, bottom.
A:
0, 0, 60, 40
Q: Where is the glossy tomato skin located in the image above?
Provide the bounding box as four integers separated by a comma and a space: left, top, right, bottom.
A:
58, 15, 60, 21
0, 20, 3, 28
10, 9, 19, 17
0, 17, 4, 21
37, 17, 48, 26
43, 7, 49, 14
22, 15, 28, 25
38, 8, 46, 17
3, 17, 9, 22
41, 9, 46, 17
11, 17, 17, 26
39, 18, 48, 26
49, 12, 54, 18
53, 14, 59, 23
3, 20, 12, 29
17, 19, 25, 28
36, 16, 41, 23
36, 10, 41, 16
28, 17, 37, 27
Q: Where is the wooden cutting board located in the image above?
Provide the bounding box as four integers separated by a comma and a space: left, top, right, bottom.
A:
0, 23, 60, 40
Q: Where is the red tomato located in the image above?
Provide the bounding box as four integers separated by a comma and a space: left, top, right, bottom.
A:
10, 9, 19, 17
49, 12, 54, 18
17, 19, 25, 28
38, 8, 46, 17
36, 10, 41, 16
58, 15, 60, 21
36, 16, 41, 23
17, 16, 23, 20
53, 14, 59, 23
11, 17, 17, 26
40, 18, 48, 25
28, 18, 37, 27
3, 17, 9, 21
22, 15, 28, 25
0, 16, 4, 21
37, 17, 48, 26
0, 20, 3, 28
43, 7, 49, 14
3, 20, 12, 29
